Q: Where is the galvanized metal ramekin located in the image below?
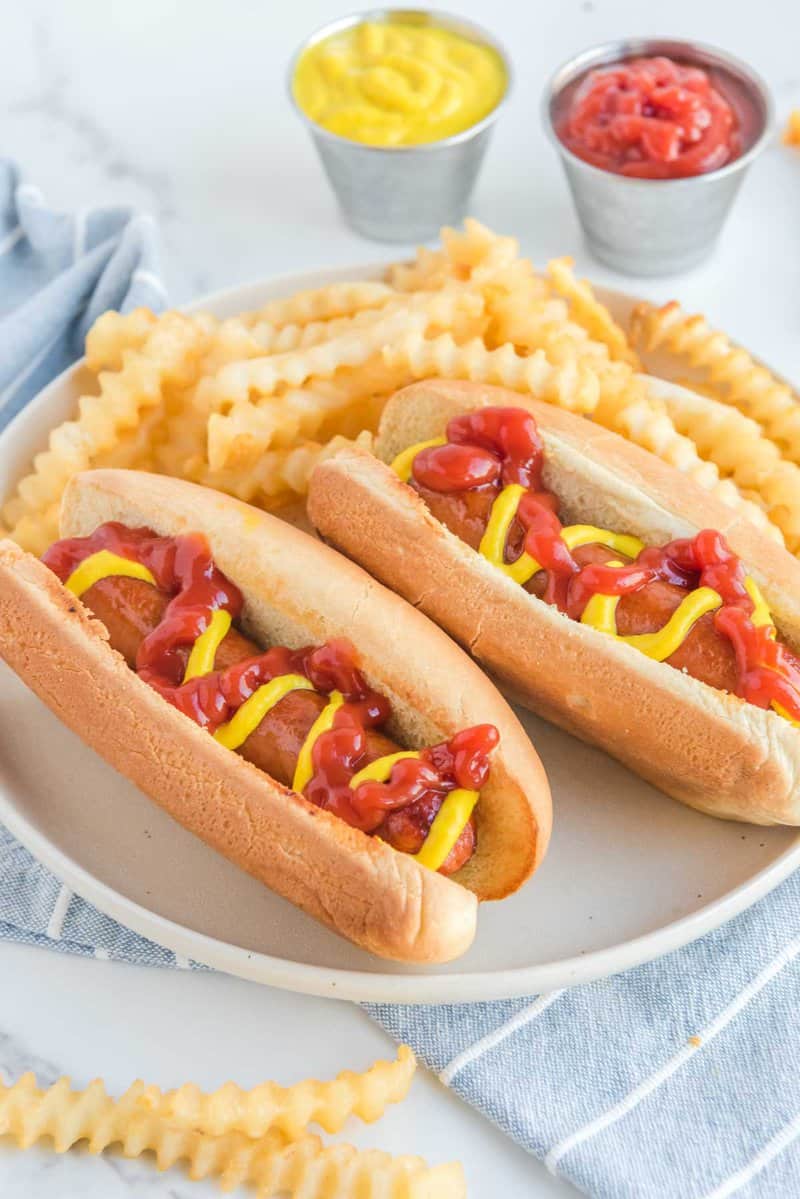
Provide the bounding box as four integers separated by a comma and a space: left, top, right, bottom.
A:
542, 38, 775, 276
288, 9, 512, 243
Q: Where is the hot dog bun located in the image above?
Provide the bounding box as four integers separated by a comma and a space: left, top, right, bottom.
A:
0, 468, 551, 963
308, 379, 800, 826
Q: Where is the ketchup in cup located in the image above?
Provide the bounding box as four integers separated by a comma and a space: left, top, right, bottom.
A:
544, 39, 773, 274
557, 56, 741, 179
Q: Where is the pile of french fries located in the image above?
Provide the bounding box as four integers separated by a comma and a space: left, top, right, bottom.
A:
4, 218, 799, 557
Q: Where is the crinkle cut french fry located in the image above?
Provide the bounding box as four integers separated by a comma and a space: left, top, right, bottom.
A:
595, 380, 783, 542
187, 432, 375, 505
652, 382, 800, 551
136, 1044, 415, 1138
205, 382, 351, 471
442, 218, 520, 276
388, 218, 519, 293
205, 386, 382, 472
2, 311, 208, 543
84, 307, 158, 372
204, 352, 406, 472
387, 246, 452, 292
205, 309, 426, 409
205, 287, 483, 409
0, 1069, 465, 1199
1, 501, 60, 556
383, 331, 600, 414
488, 292, 609, 364
630, 300, 800, 462
249, 300, 421, 356
240, 280, 397, 329
249, 285, 485, 359
546, 257, 640, 368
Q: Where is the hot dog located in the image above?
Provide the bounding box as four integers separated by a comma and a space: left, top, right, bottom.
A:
412, 487, 741, 696
0, 468, 550, 963
308, 379, 800, 826
74, 574, 472, 871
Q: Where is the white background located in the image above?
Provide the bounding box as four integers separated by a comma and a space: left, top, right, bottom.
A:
1, 0, 798, 1195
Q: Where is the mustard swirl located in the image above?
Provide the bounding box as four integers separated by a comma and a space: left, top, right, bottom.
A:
183, 609, 232, 683
621, 589, 724, 660
478, 483, 538, 585
349, 750, 420, 787
577, 558, 723, 659
479, 484, 645, 587
745, 576, 773, 629
349, 751, 476, 871
64, 549, 156, 597
292, 690, 345, 793
414, 789, 478, 870
214, 674, 315, 751
292, 20, 507, 147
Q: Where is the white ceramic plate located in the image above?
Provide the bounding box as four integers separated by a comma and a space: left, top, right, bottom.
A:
1, 264, 798, 1003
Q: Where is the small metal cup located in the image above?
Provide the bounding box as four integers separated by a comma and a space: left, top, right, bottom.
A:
542, 38, 774, 276
288, 9, 511, 243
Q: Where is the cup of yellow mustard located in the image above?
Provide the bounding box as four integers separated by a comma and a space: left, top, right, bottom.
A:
288, 9, 511, 241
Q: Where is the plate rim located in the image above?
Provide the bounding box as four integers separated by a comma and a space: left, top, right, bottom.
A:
2, 262, 799, 1003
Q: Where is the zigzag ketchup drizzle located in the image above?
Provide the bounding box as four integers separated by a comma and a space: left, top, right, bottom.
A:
44, 522, 498, 871
401, 406, 800, 724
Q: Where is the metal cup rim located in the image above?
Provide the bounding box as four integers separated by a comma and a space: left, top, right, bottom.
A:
540, 36, 776, 188
286, 6, 513, 155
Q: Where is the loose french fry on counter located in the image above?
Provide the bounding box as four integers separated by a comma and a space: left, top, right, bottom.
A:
135, 1045, 416, 1138
0, 1047, 466, 1197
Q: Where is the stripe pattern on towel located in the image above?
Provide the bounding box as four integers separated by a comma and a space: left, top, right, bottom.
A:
367, 869, 800, 1198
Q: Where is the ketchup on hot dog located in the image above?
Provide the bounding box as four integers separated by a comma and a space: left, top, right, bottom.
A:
43, 523, 498, 874
396, 406, 800, 725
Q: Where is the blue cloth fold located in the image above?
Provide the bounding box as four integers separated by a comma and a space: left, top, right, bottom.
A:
1, 160, 798, 1198
0, 159, 164, 433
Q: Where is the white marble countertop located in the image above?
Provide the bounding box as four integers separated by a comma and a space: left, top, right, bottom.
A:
1, 0, 798, 1195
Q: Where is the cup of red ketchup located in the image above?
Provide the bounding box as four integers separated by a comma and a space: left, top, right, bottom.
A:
543, 38, 774, 275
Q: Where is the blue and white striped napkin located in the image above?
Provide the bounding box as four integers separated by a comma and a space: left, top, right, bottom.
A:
1, 161, 799, 1198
